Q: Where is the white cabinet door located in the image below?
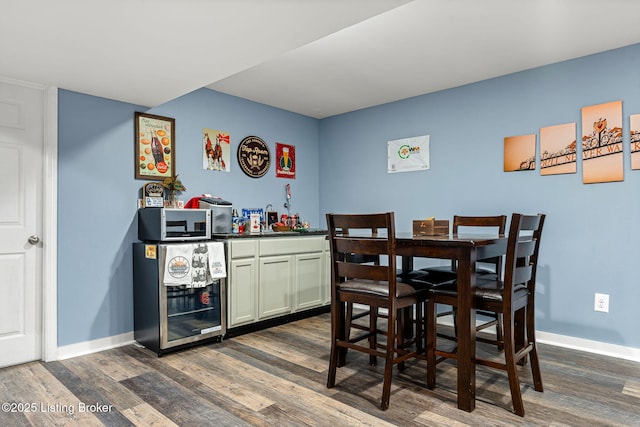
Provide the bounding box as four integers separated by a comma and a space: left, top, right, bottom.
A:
228, 257, 257, 327
294, 253, 324, 311
259, 255, 292, 319
324, 240, 331, 305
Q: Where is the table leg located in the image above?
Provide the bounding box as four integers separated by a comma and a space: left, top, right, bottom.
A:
456, 248, 476, 412
401, 255, 413, 274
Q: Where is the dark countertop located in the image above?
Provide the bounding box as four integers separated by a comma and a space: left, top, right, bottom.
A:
212, 229, 327, 239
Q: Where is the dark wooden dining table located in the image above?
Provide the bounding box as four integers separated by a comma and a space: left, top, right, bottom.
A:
395, 232, 507, 412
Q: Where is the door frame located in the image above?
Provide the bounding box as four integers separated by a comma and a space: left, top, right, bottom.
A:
43, 85, 58, 362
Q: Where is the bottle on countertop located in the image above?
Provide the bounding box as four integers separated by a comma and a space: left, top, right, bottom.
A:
232, 209, 239, 234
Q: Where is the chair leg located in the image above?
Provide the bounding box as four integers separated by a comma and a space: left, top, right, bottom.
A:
452, 306, 458, 337
514, 308, 527, 366
345, 302, 354, 338
397, 310, 405, 371
402, 306, 414, 342
426, 298, 437, 390
369, 307, 378, 366
495, 313, 504, 351
380, 307, 396, 411
415, 302, 424, 354
503, 310, 525, 417
327, 301, 345, 388
343, 302, 354, 367
526, 302, 543, 392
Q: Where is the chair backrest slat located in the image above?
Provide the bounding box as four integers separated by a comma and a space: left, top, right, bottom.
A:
332, 213, 389, 231
337, 262, 389, 281
519, 214, 542, 231
335, 237, 388, 257
452, 215, 508, 277
512, 265, 533, 286
453, 215, 507, 233
515, 239, 536, 258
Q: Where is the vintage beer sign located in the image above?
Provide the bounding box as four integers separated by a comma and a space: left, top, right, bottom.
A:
237, 136, 271, 178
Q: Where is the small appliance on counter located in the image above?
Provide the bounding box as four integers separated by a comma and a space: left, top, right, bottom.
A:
199, 197, 232, 234
138, 208, 211, 242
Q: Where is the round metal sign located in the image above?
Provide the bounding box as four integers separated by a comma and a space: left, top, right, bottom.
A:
237, 136, 271, 178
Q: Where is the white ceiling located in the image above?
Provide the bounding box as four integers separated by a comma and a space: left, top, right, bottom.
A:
3, 0, 640, 119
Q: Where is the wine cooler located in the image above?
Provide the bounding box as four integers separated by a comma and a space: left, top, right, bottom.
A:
133, 242, 226, 355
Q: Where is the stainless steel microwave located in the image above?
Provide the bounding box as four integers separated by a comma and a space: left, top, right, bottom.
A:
138, 208, 211, 242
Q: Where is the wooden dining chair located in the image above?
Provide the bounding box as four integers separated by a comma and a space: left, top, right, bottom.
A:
422, 215, 507, 346
325, 212, 429, 410
426, 213, 545, 416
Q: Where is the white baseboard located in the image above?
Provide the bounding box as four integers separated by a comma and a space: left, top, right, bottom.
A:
52, 321, 640, 364
536, 331, 640, 363
439, 317, 640, 363
55, 332, 135, 361
356, 307, 640, 363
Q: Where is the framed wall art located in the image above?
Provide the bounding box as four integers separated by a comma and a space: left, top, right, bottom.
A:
203, 128, 230, 172
387, 135, 430, 173
237, 135, 270, 178
504, 134, 536, 172
581, 100, 623, 184
630, 113, 640, 170
540, 122, 576, 176
275, 142, 296, 179
135, 112, 175, 180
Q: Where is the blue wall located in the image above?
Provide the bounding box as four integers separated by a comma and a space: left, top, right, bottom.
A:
58, 44, 640, 350
57, 88, 319, 346
320, 44, 640, 349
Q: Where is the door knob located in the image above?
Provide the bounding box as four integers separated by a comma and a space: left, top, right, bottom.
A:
28, 235, 40, 245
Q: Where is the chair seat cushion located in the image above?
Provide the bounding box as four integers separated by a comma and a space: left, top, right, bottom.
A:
340, 278, 429, 298
419, 265, 497, 283
397, 274, 450, 290
396, 269, 444, 288
418, 266, 457, 283
429, 279, 528, 302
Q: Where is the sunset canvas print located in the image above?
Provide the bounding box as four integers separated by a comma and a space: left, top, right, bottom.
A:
581, 100, 623, 184
540, 122, 576, 175
504, 134, 536, 172
630, 113, 640, 170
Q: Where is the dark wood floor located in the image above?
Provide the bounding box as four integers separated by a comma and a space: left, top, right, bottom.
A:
1, 312, 639, 426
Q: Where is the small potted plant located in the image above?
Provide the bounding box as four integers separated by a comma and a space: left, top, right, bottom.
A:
161, 175, 186, 207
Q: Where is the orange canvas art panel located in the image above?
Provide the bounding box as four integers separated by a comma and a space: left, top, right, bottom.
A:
504, 134, 536, 172
540, 123, 576, 176
581, 100, 623, 184
630, 113, 640, 170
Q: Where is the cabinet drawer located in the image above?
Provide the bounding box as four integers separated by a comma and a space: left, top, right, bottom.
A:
260, 237, 324, 256
230, 239, 258, 258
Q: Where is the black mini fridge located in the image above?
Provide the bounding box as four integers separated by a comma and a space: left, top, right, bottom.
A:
133, 242, 226, 355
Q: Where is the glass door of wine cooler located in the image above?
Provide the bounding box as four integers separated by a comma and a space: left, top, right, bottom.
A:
160, 278, 226, 348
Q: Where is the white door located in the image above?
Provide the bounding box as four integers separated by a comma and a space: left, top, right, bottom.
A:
0, 80, 43, 368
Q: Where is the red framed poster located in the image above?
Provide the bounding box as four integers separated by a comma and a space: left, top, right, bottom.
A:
276, 142, 296, 179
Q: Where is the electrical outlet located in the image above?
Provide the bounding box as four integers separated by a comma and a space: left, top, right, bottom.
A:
594, 293, 609, 313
